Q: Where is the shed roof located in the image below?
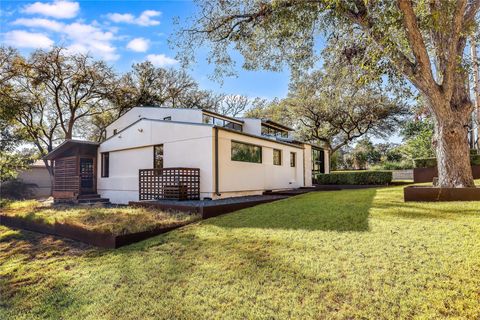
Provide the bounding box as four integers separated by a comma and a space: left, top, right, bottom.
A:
44, 140, 99, 160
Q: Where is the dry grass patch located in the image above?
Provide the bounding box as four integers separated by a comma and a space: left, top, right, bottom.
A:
0, 200, 200, 235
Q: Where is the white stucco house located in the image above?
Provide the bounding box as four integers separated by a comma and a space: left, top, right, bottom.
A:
45, 107, 329, 204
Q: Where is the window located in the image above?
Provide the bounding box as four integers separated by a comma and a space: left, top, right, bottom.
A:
290, 152, 296, 167
113, 129, 117, 135
163, 116, 172, 121
101, 153, 109, 177
231, 141, 262, 163
203, 114, 213, 124
203, 113, 243, 132
261, 125, 288, 138
154, 145, 164, 169
273, 149, 282, 165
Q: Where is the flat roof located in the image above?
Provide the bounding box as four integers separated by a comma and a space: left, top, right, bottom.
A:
201, 109, 244, 124
261, 119, 294, 131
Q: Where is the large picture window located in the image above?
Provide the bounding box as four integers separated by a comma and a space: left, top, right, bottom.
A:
101, 152, 109, 177
154, 145, 164, 169
231, 141, 262, 163
273, 149, 282, 165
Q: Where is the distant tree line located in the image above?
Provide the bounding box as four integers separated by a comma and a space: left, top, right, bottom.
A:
0, 46, 252, 181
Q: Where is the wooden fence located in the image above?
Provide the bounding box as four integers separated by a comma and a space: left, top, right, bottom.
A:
139, 168, 200, 201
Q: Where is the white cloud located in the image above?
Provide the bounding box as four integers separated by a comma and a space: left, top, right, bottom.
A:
23, 0, 79, 19
146, 54, 177, 67
107, 10, 161, 26
13, 18, 64, 32
108, 13, 135, 24
126, 38, 149, 52
136, 10, 161, 26
4, 30, 53, 48
63, 22, 119, 61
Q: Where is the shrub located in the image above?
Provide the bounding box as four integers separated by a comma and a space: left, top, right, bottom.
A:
370, 161, 414, 170
315, 171, 392, 185
0, 179, 36, 200
414, 155, 480, 168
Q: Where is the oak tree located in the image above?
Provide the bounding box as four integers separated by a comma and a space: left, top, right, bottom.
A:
180, 0, 480, 187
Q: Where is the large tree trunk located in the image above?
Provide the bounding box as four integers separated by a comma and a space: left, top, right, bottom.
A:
431, 99, 475, 188
471, 36, 480, 149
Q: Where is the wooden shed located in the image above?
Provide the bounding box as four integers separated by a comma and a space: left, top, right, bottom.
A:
44, 140, 99, 201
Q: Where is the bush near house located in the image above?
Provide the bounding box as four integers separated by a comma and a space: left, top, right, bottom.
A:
414, 154, 480, 168
316, 171, 392, 185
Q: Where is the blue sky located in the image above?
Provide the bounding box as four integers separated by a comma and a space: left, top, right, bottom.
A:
0, 0, 291, 99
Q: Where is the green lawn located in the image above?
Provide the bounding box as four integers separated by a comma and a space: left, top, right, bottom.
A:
1, 185, 480, 319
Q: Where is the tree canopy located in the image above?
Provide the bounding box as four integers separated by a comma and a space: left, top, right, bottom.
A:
180, 0, 480, 187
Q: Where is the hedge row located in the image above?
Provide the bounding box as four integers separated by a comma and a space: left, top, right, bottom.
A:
414, 154, 480, 168
315, 171, 392, 185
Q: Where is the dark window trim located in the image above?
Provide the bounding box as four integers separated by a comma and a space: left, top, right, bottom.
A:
231, 140, 262, 164
101, 152, 109, 178
290, 152, 296, 167
273, 149, 282, 166
153, 144, 164, 169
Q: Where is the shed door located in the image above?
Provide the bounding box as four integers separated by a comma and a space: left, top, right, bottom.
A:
79, 158, 95, 194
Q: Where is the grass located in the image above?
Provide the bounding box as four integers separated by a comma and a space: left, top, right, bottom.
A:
0, 201, 200, 235
1, 184, 480, 319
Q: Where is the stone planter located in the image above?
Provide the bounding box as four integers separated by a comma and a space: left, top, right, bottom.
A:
404, 186, 480, 202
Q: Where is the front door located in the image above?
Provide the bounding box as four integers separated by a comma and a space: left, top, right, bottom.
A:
312, 148, 325, 184
79, 158, 95, 194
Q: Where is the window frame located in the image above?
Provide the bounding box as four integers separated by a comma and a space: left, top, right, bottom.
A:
231, 140, 262, 164
101, 152, 109, 178
290, 152, 296, 167
273, 149, 282, 166
153, 144, 164, 169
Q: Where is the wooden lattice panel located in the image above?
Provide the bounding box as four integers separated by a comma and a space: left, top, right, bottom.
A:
139, 168, 200, 201
53, 157, 79, 193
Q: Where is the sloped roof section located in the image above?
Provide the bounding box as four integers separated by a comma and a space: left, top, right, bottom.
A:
44, 140, 99, 160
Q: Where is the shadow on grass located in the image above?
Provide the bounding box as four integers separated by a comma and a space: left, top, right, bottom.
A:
205, 189, 377, 232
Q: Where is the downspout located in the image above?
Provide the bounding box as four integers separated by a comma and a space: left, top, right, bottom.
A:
214, 127, 221, 196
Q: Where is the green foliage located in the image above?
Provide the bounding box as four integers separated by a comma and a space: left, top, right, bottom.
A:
0, 151, 36, 182
315, 171, 392, 185
370, 161, 414, 170
0, 179, 35, 200
414, 155, 480, 168
399, 118, 435, 160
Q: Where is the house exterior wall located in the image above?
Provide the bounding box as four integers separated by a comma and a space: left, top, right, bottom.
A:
17, 165, 52, 198
215, 129, 305, 198
240, 118, 262, 136
105, 107, 203, 138
303, 144, 313, 187
98, 119, 214, 204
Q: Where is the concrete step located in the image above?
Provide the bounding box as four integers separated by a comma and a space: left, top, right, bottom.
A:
77, 198, 110, 204
78, 194, 101, 199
